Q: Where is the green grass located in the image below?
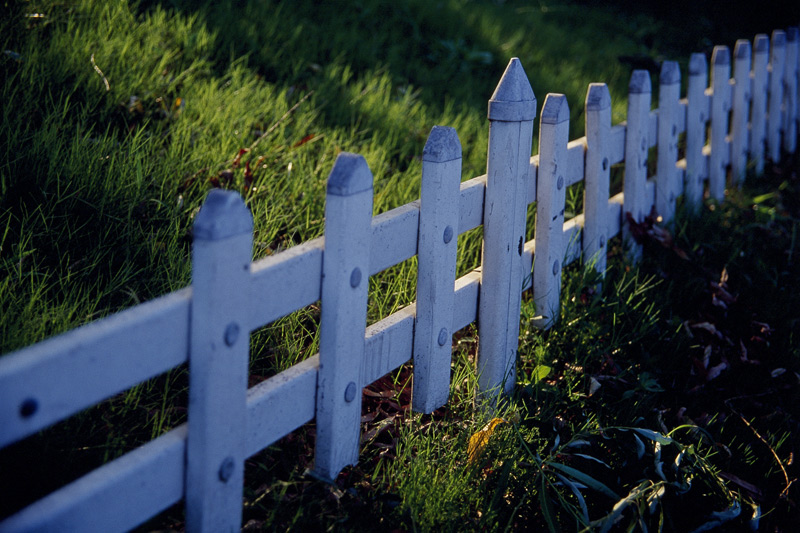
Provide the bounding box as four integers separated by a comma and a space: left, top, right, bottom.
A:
2, 0, 799, 530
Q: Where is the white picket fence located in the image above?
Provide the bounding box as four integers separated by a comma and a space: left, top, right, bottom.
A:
1, 27, 799, 532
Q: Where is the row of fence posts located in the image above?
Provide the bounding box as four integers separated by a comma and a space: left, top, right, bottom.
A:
3, 28, 796, 533
184, 27, 798, 530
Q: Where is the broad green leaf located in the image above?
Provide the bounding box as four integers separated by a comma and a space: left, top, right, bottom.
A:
531, 364, 552, 384
539, 474, 559, 533
632, 428, 673, 446
548, 462, 620, 500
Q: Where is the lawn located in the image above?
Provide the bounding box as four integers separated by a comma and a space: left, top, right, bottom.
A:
1, 0, 799, 530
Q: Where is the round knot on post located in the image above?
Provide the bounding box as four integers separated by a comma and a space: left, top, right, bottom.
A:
344, 382, 357, 403
437, 328, 449, 347
443, 225, 454, 244
20, 398, 38, 418
218, 456, 235, 483
224, 322, 240, 347
350, 267, 362, 288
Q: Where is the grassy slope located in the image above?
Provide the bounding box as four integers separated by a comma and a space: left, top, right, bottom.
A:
1, 0, 799, 530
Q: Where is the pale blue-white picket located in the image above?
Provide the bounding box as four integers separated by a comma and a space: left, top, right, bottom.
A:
623, 70, 651, 263
768, 30, 786, 163
751, 35, 771, 175
684, 53, 709, 210
533, 94, 570, 329
3, 24, 800, 533
583, 83, 612, 277
412, 126, 461, 413
731, 40, 752, 184
477, 58, 536, 397
710, 46, 732, 201
656, 61, 681, 222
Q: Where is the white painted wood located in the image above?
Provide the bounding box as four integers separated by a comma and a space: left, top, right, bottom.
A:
677, 99, 688, 134
245, 356, 318, 457
648, 110, 658, 148
710, 46, 732, 201
731, 40, 753, 184
656, 61, 683, 222
1, 425, 185, 532
413, 126, 461, 413
583, 83, 611, 275
685, 53, 709, 210
313, 153, 373, 480
610, 124, 627, 165
533, 93, 569, 329
369, 202, 419, 275
784, 27, 799, 153
186, 189, 253, 532
364, 305, 415, 384
608, 191, 624, 238
458, 175, 487, 233
567, 138, 587, 186
751, 34, 771, 176
0, 288, 190, 448
527, 156, 539, 204
249, 237, 323, 331
623, 70, 651, 263
656, 61, 682, 222
452, 270, 481, 332
768, 30, 786, 162
562, 216, 584, 267
478, 58, 536, 398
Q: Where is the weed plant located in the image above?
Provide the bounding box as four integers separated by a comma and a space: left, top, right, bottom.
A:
1, 0, 799, 531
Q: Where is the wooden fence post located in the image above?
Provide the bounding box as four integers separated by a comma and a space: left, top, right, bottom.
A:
731, 39, 752, 184
784, 27, 799, 154
752, 34, 770, 176
187, 190, 253, 532
623, 70, 651, 263
413, 126, 461, 413
533, 94, 569, 329
478, 58, 536, 399
710, 46, 731, 201
656, 61, 681, 222
768, 30, 786, 163
583, 83, 611, 276
685, 53, 708, 211
314, 153, 373, 480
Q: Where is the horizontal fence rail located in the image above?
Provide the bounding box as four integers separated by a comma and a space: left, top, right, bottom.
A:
2, 25, 800, 532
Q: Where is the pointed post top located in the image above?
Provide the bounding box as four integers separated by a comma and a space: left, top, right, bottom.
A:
754, 34, 770, 53
688, 53, 707, 75
488, 58, 537, 122
712, 46, 730, 66
194, 189, 253, 241
327, 152, 373, 196
629, 70, 651, 94
585, 83, 611, 111
772, 30, 786, 47
540, 93, 569, 125
660, 60, 680, 85
735, 39, 752, 60
787, 27, 799, 43
423, 126, 461, 163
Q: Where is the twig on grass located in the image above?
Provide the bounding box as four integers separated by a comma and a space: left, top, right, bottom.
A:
90, 53, 110, 91
217, 90, 315, 172
724, 398, 795, 498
